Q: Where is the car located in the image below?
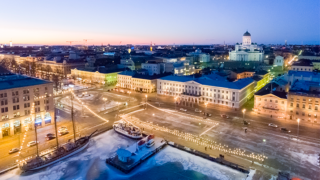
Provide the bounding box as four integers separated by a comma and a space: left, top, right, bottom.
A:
280, 128, 291, 133
207, 113, 212, 117
221, 114, 229, 118
268, 123, 278, 128
195, 108, 202, 112
58, 127, 68, 133
180, 108, 187, 112
27, 141, 38, 147
243, 120, 250, 125
9, 148, 20, 154
59, 131, 69, 136
45, 133, 56, 140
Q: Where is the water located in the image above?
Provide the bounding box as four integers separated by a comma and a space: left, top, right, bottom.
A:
0, 131, 249, 180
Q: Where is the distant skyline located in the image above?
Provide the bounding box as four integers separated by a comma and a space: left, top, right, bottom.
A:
0, 0, 319, 46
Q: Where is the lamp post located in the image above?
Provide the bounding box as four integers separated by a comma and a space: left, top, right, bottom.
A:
145, 95, 148, 109
205, 102, 208, 117
102, 98, 107, 110
174, 97, 177, 111
297, 118, 300, 141
242, 109, 246, 121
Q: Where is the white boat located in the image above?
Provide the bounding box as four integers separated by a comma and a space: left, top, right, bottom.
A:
113, 120, 142, 139
146, 139, 155, 148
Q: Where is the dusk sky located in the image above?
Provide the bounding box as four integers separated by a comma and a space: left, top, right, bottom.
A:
1, 0, 319, 46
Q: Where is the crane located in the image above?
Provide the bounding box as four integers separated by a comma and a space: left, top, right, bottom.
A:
66, 41, 78, 46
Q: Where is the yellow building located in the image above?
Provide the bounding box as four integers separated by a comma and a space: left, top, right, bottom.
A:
71, 68, 120, 86
253, 83, 287, 118
287, 81, 320, 124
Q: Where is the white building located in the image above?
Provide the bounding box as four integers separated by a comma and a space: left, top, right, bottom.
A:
173, 61, 195, 76
187, 49, 210, 63
157, 73, 256, 109
0, 70, 54, 139
141, 62, 174, 76
229, 31, 264, 61
291, 60, 313, 72
274, 56, 284, 70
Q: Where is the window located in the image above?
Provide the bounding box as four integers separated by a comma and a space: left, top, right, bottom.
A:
315, 106, 318, 111
1, 100, 8, 106
25, 110, 30, 115
265, 99, 267, 101
270, 100, 272, 102
24, 103, 30, 108
13, 97, 19, 103
275, 100, 278, 103
302, 104, 305, 109
1, 107, 8, 113
45, 106, 49, 111
13, 105, 20, 110
296, 111, 299, 115
23, 96, 30, 101
23, 90, 29, 94
297, 104, 299, 108
290, 103, 293, 107
309, 105, 312, 110
35, 107, 40, 113
0, 93, 7, 98
35, 101, 40, 106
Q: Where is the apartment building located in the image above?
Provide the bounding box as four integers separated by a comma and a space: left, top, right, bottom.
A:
0, 69, 54, 139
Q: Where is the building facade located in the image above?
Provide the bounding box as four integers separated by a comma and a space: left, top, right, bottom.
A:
229, 31, 264, 61
0, 72, 54, 139
157, 74, 256, 109
253, 83, 287, 118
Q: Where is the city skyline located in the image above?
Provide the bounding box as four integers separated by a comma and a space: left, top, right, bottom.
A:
0, 0, 319, 46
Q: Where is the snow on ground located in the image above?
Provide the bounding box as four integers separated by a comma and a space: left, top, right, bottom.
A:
0, 130, 251, 180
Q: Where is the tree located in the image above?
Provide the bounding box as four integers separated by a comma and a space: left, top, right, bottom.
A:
52, 74, 60, 90
45, 65, 52, 80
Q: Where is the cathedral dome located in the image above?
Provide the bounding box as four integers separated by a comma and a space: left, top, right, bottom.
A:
243, 31, 251, 36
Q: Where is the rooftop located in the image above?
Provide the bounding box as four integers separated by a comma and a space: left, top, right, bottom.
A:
160, 73, 255, 90
0, 75, 52, 90
255, 83, 287, 99
292, 59, 313, 67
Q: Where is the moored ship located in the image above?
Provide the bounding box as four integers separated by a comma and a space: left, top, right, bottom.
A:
113, 120, 142, 139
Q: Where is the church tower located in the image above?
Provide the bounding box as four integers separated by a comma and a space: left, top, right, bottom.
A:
242, 31, 251, 46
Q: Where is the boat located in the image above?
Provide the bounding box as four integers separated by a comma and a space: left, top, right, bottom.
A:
19, 93, 97, 171
113, 120, 142, 139
19, 131, 96, 171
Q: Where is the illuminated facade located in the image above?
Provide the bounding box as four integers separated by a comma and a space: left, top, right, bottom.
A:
157, 74, 256, 109
0, 72, 54, 139
229, 31, 264, 61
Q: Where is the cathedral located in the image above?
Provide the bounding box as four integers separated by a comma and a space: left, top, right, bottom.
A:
229, 31, 264, 61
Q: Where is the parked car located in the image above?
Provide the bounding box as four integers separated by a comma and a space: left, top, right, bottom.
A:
243, 120, 250, 125
9, 148, 20, 154
45, 133, 56, 141
207, 113, 212, 117
221, 114, 229, 119
59, 131, 69, 136
58, 127, 68, 133
180, 108, 187, 112
268, 123, 278, 128
27, 141, 38, 147
280, 128, 291, 133
195, 108, 202, 112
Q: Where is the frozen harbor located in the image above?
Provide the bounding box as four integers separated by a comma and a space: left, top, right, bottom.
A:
0, 130, 251, 180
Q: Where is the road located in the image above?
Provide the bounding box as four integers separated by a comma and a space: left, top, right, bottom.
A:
0, 87, 319, 179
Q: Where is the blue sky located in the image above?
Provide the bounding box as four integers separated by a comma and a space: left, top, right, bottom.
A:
0, 0, 319, 45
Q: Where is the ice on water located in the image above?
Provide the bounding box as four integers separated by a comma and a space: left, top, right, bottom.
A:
0, 130, 250, 180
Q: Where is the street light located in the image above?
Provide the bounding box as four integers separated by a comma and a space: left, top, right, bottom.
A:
174, 97, 177, 111
242, 109, 246, 121
145, 95, 148, 109
205, 102, 208, 117
102, 98, 107, 110
297, 118, 300, 141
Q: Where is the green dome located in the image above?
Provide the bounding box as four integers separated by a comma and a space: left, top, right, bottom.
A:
243, 31, 251, 36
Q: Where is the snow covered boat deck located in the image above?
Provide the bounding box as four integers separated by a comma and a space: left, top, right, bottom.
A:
106, 136, 166, 173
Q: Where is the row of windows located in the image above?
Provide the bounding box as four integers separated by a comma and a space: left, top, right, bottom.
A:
1, 106, 49, 118
161, 83, 235, 94
291, 103, 318, 110
0, 87, 48, 99
290, 98, 318, 103
259, 98, 285, 104
293, 111, 318, 117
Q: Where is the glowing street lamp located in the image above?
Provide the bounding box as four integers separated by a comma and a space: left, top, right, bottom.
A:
102, 98, 107, 109
242, 109, 246, 121
145, 95, 148, 109
205, 102, 208, 117
174, 97, 178, 111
